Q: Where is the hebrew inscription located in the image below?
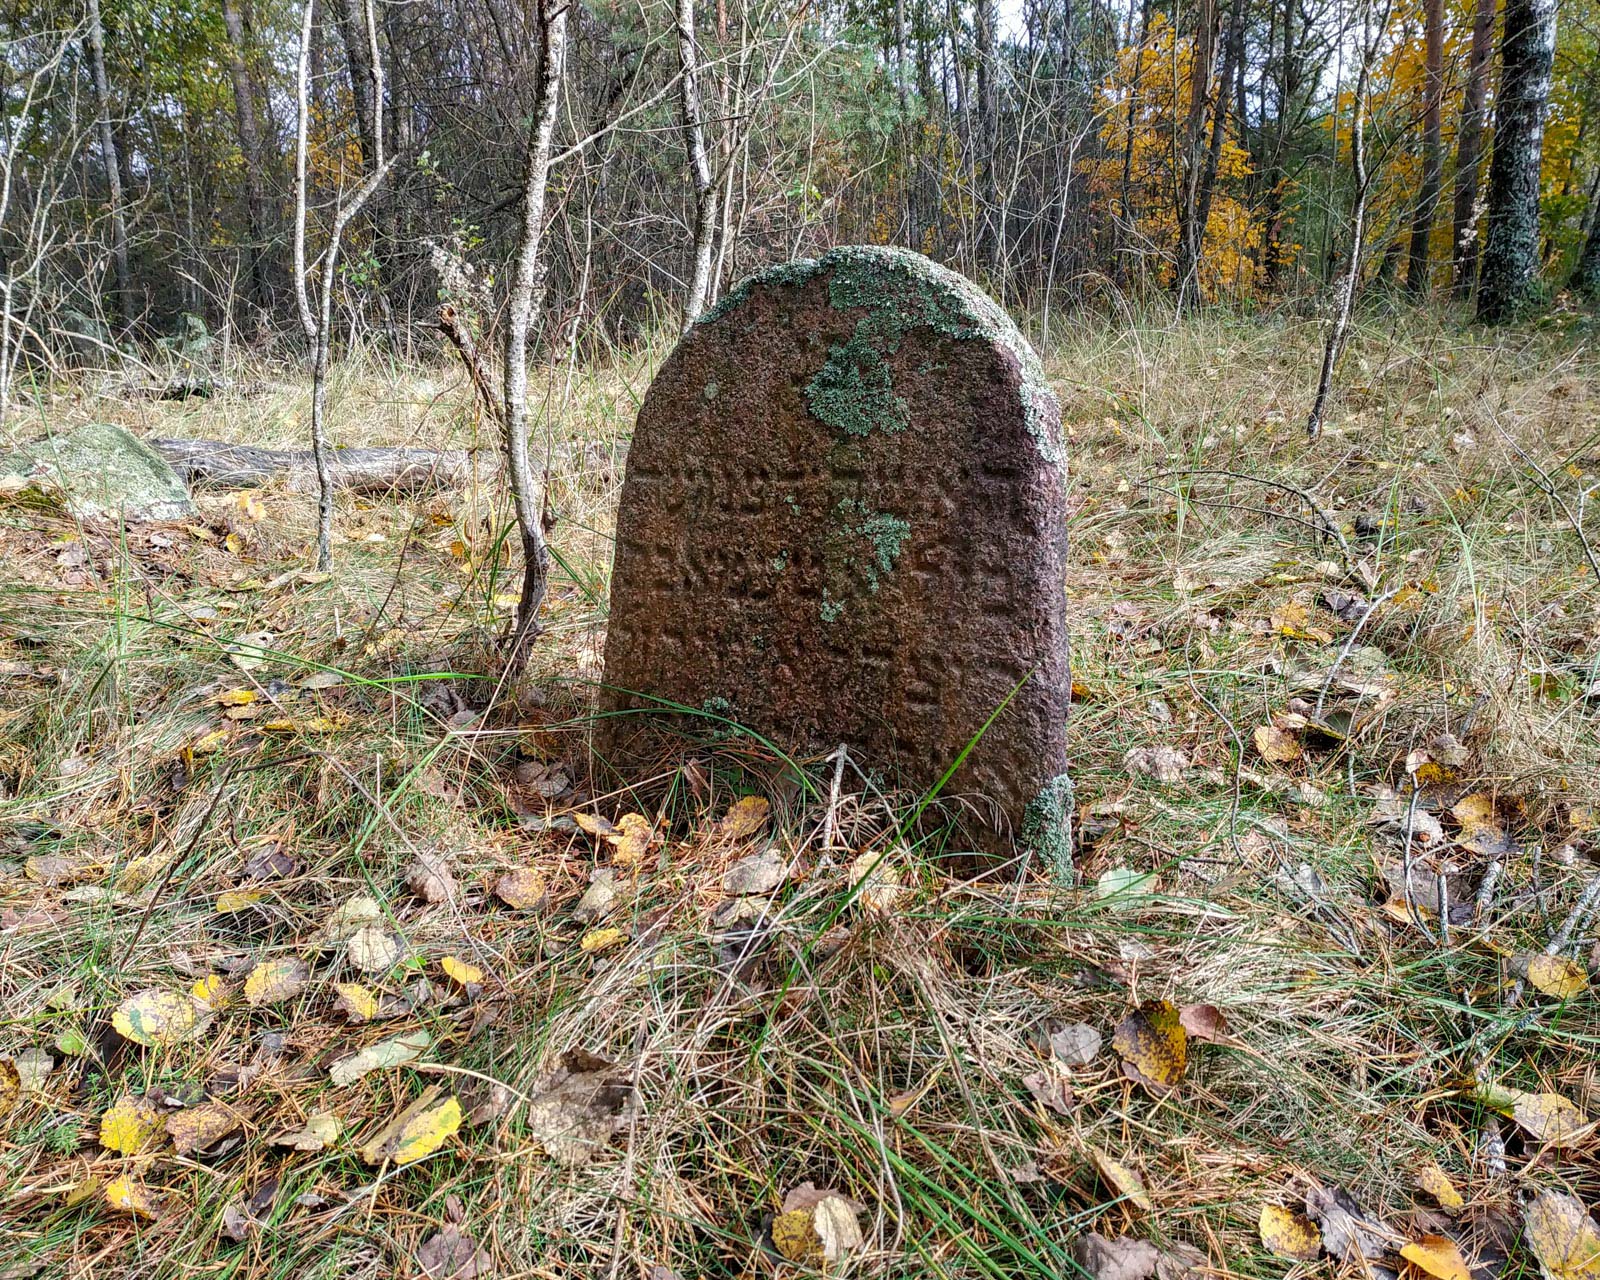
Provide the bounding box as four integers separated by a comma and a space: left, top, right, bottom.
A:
596, 246, 1072, 863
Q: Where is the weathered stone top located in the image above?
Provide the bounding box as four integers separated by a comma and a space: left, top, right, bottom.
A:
701, 245, 1063, 469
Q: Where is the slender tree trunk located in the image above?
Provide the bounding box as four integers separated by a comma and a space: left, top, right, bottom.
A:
1570, 166, 1600, 300
1477, 0, 1558, 321
1114, 0, 1153, 282
293, 0, 392, 570
1174, 0, 1220, 304
1177, 0, 1244, 306
677, 0, 717, 327
222, 0, 270, 309
974, 0, 999, 266
84, 0, 130, 334
501, 0, 569, 666
1406, 0, 1443, 296
1308, 0, 1380, 440
1451, 0, 1498, 298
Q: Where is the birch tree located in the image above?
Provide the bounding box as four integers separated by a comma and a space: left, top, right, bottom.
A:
293, 0, 395, 569
500, 0, 569, 664
1476, 0, 1558, 321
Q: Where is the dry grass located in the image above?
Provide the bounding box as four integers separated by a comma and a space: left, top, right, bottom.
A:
2, 301, 1599, 1278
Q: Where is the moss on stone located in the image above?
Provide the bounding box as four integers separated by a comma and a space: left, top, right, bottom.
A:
1021, 773, 1075, 884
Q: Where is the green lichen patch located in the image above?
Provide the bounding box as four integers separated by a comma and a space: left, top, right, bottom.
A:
1021, 773, 1076, 884
820, 593, 846, 624
805, 320, 909, 437
825, 499, 911, 605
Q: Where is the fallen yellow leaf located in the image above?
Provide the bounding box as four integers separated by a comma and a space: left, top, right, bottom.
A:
105, 1175, 166, 1219
243, 958, 310, 1006
1522, 1191, 1600, 1280
1416, 1160, 1464, 1210
441, 955, 484, 986
112, 989, 200, 1047
580, 927, 627, 954
1089, 1146, 1153, 1211
1400, 1234, 1471, 1280
1253, 724, 1302, 764
1259, 1203, 1321, 1261
1112, 1000, 1187, 1092
100, 1095, 162, 1154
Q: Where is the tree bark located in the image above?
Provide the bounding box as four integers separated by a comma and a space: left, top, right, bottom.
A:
1176, 0, 1245, 306
1571, 168, 1600, 300
677, 0, 717, 327
222, 0, 271, 309
500, 0, 569, 667
1406, 0, 1443, 297
1450, 0, 1498, 299
151, 439, 493, 493
84, 0, 131, 334
1174, 0, 1221, 305
974, 0, 999, 266
1477, 0, 1558, 321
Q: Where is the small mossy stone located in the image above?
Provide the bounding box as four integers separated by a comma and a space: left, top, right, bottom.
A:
2, 423, 196, 523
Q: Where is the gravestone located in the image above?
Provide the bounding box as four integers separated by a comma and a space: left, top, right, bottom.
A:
597, 246, 1072, 869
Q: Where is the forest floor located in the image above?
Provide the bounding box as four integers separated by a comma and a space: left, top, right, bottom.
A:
2, 304, 1600, 1279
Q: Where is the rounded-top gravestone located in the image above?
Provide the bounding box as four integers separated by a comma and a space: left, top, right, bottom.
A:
596, 246, 1072, 869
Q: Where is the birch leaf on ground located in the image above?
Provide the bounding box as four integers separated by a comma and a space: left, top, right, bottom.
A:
347, 923, 404, 973
1254, 724, 1302, 763
1512, 1092, 1591, 1146
112, 988, 200, 1046
715, 796, 770, 841
272, 1112, 340, 1151
418, 1228, 493, 1279
167, 1101, 247, 1156
1416, 1160, 1464, 1210
243, 958, 310, 1006
1258, 1204, 1321, 1261
1089, 1146, 1153, 1210
1112, 1000, 1187, 1092
1516, 954, 1589, 1000
329, 1030, 432, 1086
772, 1185, 865, 1264
1399, 1235, 1472, 1280
314, 893, 384, 945
407, 852, 457, 904
442, 955, 484, 985
493, 868, 546, 910
0, 1058, 18, 1124
100, 1094, 162, 1154
1523, 1190, 1600, 1280
11, 1048, 52, 1095
105, 1175, 167, 1219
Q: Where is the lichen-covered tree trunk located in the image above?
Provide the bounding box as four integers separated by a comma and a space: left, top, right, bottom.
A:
501, 0, 569, 667
974, 0, 999, 268
1450, 0, 1496, 299
1405, 0, 1443, 297
1476, 0, 1558, 322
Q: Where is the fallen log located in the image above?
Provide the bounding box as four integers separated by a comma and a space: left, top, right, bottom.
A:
151, 438, 494, 496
